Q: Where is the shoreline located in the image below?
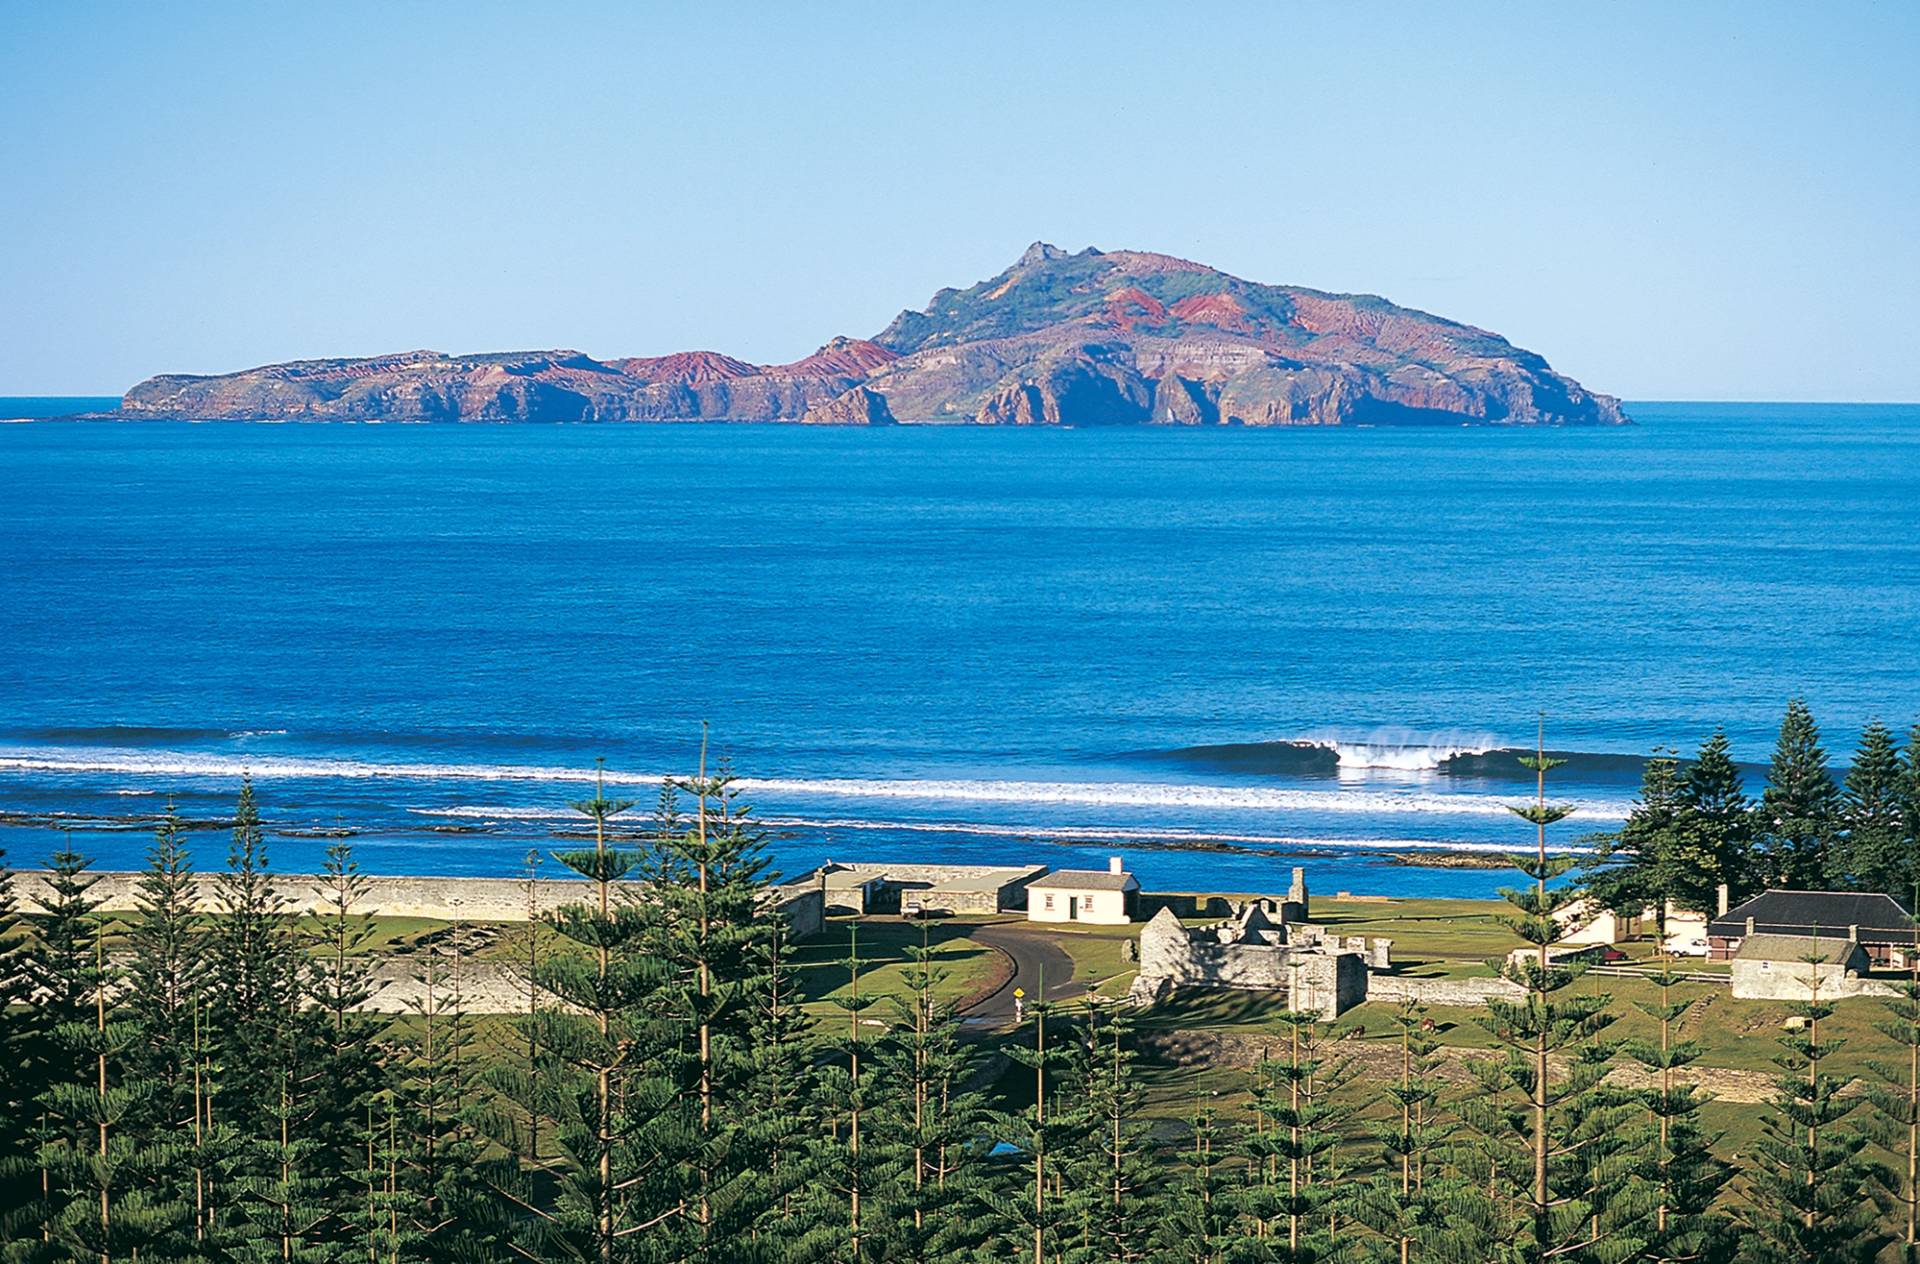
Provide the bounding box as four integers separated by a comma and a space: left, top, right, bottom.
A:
0, 805, 1542, 879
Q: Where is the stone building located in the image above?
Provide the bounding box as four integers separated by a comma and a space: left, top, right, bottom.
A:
781, 861, 1046, 916
1126, 878, 1388, 1020
1709, 889, 1916, 966
813, 866, 893, 916
1729, 933, 1874, 1000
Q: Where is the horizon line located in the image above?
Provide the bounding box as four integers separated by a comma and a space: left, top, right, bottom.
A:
5, 392, 1920, 410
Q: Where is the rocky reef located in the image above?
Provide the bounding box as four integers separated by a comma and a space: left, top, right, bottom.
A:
121, 244, 1626, 426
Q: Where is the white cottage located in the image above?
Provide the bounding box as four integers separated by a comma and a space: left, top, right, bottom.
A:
1025, 858, 1139, 925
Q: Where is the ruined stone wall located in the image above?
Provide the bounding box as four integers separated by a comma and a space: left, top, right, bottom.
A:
1144, 936, 1295, 992
1366, 975, 1525, 1005
1133, 909, 1366, 1018
1290, 952, 1367, 1021
1136, 893, 1244, 920
1288, 925, 1392, 970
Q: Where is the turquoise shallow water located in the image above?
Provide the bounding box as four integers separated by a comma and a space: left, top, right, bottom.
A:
0, 402, 1916, 896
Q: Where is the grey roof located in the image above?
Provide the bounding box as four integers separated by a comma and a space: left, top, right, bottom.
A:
819, 869, 885, 889
1028, 869, 1138, 892
926, 866, 1048, 893
1711, 890, 1916, 944
1733, 933, 1867, 965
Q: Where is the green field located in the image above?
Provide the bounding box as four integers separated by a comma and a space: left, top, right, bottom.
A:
786, 916, 1007, 1022
1035, 895, 1912, 1086
101, 894, 1920, 1089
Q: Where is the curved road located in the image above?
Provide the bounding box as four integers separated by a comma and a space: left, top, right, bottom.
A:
961, 921, 1087, 1027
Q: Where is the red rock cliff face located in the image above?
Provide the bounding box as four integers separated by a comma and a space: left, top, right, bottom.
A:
119, 245, 1626, 426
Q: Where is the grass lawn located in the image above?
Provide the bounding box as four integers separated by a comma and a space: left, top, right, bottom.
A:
100, 894, 1912, 1088
303, 913, 451, 954
1027, 920, 1141, 998
1304, 896, 1521, 978
1133, 959, 1912, 1084
788, 916, 1004, 1024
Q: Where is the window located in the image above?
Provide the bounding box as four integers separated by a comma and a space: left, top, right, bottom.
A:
1044, 894, 1054, 910
1084, 896, 1095, 912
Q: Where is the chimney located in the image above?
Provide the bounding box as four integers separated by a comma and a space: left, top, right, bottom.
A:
1108, 856, 1123, 875
1850, 923, 1859, 943
1717, 884, 1729, 916
1745, 916, 1754, 936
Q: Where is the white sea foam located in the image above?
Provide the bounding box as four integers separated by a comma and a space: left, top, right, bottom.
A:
410, 805, 574, 821
0, 744, 1628, 823
0, 747, 607, 786
745, 774, 1623, 820
1295, 727, 1502, 773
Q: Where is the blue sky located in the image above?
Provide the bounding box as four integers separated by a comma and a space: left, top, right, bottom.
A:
2, 2, 1916, 400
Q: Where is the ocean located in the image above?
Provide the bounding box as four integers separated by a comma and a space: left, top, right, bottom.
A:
2, 402, 1916, 898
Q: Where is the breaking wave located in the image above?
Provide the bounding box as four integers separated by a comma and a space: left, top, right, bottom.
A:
1148, 730, 1652, 782
410, 805, 573, 821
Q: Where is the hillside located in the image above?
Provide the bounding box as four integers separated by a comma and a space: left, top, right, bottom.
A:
120, 244, 1626, 426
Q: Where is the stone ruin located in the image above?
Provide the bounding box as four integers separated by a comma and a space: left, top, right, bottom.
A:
1126, 869, 1390, 1020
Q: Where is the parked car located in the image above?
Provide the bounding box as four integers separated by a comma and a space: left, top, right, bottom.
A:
1662, 932, 1709, 957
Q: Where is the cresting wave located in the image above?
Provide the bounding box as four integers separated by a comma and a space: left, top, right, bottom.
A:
1149, 732, 1654, 781
0, 745, 1630, 822
1301, 728, 1501, 772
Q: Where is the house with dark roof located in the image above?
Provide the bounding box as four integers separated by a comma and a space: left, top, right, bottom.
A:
1729, 932, 1873, 1000
1708, 889, 1917, 966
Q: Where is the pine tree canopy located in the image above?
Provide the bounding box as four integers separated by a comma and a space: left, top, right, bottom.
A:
4, 716, 1920, 1262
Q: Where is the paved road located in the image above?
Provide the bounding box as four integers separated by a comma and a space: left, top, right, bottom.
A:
961, 921, 1086, 1027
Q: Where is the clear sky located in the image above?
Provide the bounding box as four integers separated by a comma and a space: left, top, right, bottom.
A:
3, 1, 1917, 400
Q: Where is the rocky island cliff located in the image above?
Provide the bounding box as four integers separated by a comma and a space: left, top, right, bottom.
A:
121, 244, 1626, 427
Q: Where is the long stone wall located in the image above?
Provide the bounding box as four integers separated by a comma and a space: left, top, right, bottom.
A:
11, 872, 581, 921
1366, 975, 1525, 1005
8, 871, 825, 938
1140, 924, 1293, 992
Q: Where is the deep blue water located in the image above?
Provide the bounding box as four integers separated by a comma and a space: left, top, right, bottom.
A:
2, 403, 1917, 898
0, 397, 118, 419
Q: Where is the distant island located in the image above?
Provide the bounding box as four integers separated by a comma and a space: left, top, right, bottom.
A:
120, 243, 1626, 426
